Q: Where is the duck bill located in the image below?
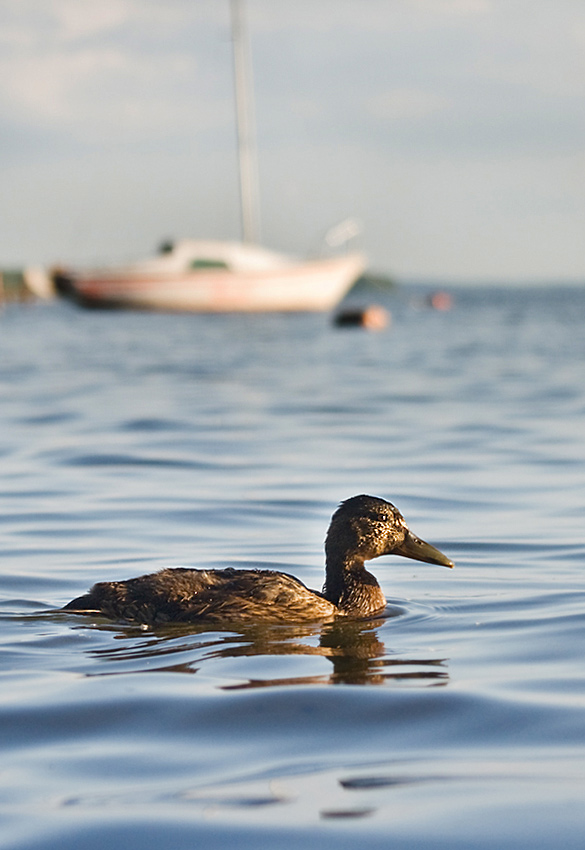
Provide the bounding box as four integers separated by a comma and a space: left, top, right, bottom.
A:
393, 530, 454, 568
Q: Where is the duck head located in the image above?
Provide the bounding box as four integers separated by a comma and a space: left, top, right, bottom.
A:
326, 494, 454, 568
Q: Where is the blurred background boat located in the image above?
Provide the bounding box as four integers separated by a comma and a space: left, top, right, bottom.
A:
25, 0, 365, 313
44, 238, 365, 312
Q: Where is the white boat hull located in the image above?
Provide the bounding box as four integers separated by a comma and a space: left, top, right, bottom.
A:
64, 251, 365, 313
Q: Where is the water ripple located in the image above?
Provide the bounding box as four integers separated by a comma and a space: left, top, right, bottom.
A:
2, 289, 585, 846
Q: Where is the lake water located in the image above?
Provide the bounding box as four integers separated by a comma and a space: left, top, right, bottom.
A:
1, 284, 585, 849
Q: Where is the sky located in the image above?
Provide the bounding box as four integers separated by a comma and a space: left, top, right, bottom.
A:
1, 0, 585, 282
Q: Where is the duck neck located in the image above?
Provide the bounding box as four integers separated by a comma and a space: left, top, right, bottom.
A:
323, 552, 385, 616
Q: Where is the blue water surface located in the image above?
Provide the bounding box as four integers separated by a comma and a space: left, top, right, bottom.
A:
1, 284, 585, 849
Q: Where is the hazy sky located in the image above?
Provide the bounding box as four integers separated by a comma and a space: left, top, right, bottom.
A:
2, 0, 585, 281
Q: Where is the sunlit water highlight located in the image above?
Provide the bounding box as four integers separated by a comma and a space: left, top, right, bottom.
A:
1, 285, 585, 848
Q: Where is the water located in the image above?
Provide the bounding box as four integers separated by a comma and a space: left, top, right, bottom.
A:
1, 285, 585, 849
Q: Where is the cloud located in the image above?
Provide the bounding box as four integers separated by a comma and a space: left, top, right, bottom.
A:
249, 0, 489, 34
366, 88, 451, 122
409, 0, 490, 14
0, 1, 232, 149
51, 0, 133, 41
1, 0, 585, 277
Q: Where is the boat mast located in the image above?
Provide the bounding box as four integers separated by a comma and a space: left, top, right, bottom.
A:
230, 0, 260, 244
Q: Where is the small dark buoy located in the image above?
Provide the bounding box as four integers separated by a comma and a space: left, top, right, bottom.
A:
51, 267, 76, 298
334, 305, 390, 331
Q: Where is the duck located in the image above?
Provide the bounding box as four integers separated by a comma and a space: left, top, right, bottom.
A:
63, 495, 453, 626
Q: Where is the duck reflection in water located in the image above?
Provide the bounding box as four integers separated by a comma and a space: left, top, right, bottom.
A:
86, 616, 449, 689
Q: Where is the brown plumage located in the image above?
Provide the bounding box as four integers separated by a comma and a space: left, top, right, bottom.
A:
63, 495, 453, 626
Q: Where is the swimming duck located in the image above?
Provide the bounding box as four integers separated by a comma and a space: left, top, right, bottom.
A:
63, 495, 453, 625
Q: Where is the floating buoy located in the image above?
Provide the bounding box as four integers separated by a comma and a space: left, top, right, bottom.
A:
334, 305, 390, 331
427, 291, 453, 311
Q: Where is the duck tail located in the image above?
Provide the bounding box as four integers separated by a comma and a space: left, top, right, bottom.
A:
62, 592, 99, 612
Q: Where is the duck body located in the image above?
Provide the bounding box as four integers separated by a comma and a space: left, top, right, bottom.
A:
63, 495, 453, 626
64, 566, 341, 625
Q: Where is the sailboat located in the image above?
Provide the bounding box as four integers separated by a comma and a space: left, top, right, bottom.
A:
30, 1, 365, 312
